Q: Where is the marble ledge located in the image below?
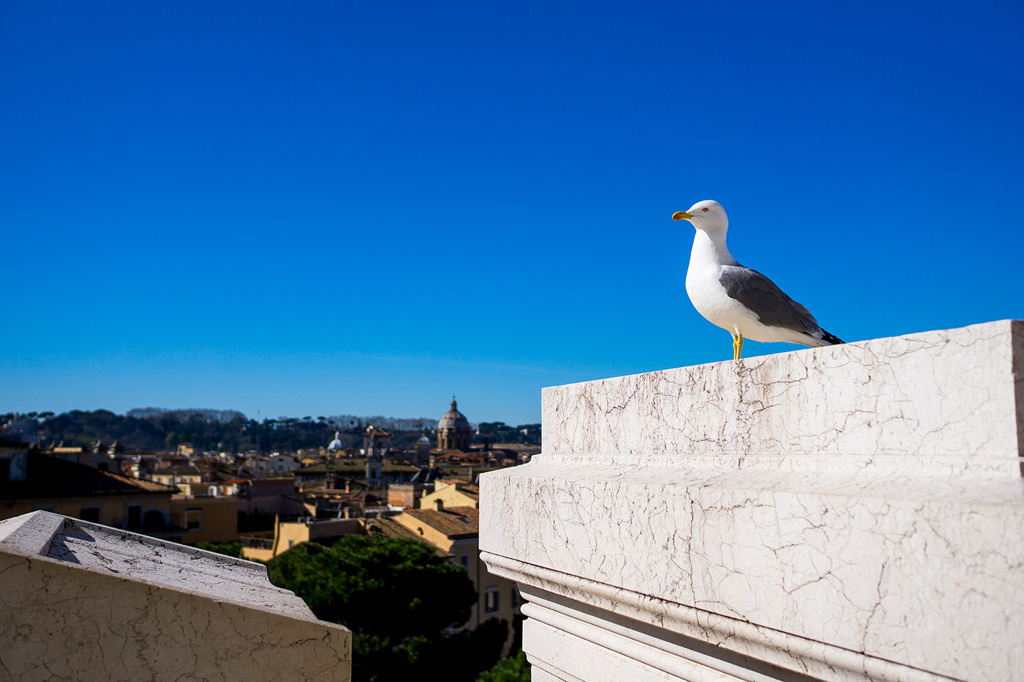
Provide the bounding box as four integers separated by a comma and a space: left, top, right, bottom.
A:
481, 321, 1024, 682
481, 455, 1024, 681
542, 320, 1024, 459
486, 554, 952, 682
0, 511, 352, 681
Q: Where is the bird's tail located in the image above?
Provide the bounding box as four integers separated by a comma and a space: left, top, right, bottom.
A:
820, 329, 844, 345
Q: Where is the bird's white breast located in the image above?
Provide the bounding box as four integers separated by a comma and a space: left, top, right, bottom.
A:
685, 261, 762, 337
685, 229, 781, 342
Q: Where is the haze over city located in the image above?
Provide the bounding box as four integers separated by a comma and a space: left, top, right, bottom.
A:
3, 1, 1022, 424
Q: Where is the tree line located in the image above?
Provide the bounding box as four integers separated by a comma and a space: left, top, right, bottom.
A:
2, 409, 541, 453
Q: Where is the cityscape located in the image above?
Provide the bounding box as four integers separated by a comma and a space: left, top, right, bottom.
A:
3, 1, 1022, 680
0, 399, 537, 681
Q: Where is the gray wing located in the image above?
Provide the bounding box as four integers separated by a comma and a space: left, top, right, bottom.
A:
719, 264, 822, 335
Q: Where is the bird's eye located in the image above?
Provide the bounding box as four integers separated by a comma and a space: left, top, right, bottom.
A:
702, 207, 709, 212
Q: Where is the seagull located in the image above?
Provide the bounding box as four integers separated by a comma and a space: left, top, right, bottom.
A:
672, 200, 843, 360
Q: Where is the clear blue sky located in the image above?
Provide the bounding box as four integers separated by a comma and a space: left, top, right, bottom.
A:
2, 1, 1022, 426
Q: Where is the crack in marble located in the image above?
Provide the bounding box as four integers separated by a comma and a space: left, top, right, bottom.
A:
1, 513, 352, 681
483, 322, 1024, 682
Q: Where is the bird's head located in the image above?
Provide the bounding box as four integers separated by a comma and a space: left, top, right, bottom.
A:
672, 200, 728, 232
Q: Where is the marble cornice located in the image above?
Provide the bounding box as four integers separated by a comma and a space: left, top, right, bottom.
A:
483, 552, 953, 682
481, 320, 1024, 682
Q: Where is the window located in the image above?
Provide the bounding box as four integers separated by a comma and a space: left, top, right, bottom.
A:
485, 586, 499, 614
185, 509, 202, 531
511, 587, 519, 608
79, 507, 101, 523
143, 510, 166, 528
459, 554, 469, 570
126, 504, 142, 528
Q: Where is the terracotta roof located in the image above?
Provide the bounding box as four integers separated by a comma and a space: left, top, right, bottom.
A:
296, 462, 363, 475
433, 451, 486, 463
363, 518, 450, 556
305, 488, 365, 501
0, 452, 178, 500
365, 517, 422, 540
402, 506, 479, 538
152, 464, 202, 476
455, 483, 480, 500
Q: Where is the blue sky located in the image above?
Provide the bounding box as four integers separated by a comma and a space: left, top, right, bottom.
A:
2, 1, 1022, 426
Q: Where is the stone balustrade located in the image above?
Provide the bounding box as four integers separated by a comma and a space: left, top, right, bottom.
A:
0, 511, 351, 681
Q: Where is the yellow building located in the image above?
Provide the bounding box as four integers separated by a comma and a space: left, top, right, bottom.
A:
149, 463, 203, 492
419, 480, 479, 509
389, 505, 519, 652
170, 495, 239, 545
0, 447, 179, 539
241, 516, 363, 562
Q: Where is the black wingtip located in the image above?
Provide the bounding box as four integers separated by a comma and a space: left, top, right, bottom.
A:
821, 329, 844, 345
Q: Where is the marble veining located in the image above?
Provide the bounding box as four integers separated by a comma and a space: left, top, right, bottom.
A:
481, 320, 1024, 682
543, 320, 1022, 459
0, 511, 351, 681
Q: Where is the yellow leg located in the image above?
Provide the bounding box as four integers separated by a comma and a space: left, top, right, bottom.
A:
732, 334, 744, 360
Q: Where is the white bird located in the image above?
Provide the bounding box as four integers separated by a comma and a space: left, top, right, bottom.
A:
672, 199, 843, 360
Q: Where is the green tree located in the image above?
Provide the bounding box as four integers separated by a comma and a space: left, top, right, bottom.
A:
194, 541, 243, 558
266, 536, 500, 681
477, 651, 530, 682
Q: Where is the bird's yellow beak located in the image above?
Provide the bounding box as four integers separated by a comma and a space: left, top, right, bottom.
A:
672, 210, 694, 221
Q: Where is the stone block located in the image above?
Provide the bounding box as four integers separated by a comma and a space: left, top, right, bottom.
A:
481, 320, 1024, 681
0, 511, 351, 681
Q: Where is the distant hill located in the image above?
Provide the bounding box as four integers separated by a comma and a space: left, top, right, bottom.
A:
1, 409, 540, 453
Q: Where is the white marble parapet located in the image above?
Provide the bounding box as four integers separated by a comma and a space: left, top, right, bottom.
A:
0, 511, 351, 681
480, 320, 1024, 682
543, 320, 1023, 460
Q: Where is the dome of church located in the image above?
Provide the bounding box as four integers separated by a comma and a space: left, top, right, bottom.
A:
438, 398, 472, 451
328, 431, 344, 450
438, 399, 470, 430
